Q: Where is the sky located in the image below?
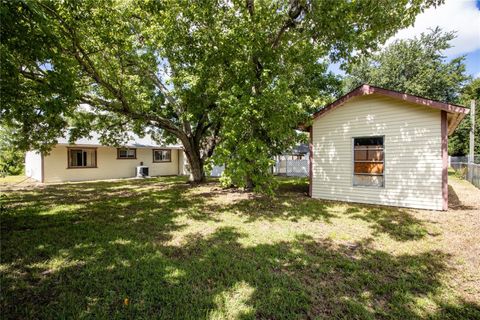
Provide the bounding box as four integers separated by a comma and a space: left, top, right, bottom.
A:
330, 0, 480, 78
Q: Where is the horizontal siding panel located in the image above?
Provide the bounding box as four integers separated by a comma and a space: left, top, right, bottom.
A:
312, 190, 443, 201
315, 116, 439, 122
312, 187, 442, 194
311, 94, 443, 210
310, 195, 442, 210
312, 181, 443, 186
313, 114, 440, 125
312, 194, 444, 206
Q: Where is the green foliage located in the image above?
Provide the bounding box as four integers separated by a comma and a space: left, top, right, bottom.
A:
343, 28, 469, 103
342, 28, 478, 157
448, 78, 480, 156
0, 126, 25, 176
1, 0, 442, 185
453, 166, 468, 180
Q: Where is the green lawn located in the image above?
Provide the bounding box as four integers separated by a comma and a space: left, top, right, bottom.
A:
1, 177, 479, 319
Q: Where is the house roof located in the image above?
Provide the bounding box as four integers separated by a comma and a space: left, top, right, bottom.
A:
56, 132, 183, 149
282, 143, 309, 155
309, 84, 470, 135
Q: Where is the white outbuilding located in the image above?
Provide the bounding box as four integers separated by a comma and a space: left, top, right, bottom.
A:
307, 84, 469, 210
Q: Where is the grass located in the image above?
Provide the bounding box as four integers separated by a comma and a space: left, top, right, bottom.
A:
0, 175, 28, 185
1, 176, 479, 319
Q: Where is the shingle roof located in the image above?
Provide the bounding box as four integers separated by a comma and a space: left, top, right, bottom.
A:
286, 144, 309, 155
56, 132, 183, 149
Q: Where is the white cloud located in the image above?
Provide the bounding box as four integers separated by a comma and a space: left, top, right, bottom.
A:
388, 0, 480, 57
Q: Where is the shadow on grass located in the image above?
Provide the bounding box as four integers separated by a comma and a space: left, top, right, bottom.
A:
2, 224, 479, 319
345, 206, 431, 241
448, 184, 475, 210
212, 177, 430, 241
2, 177, 478, 318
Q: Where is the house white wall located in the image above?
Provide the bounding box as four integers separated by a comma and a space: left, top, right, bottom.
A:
178, 150, 189, 176
311, 94, 443, 210
25, 151, 43, 182
43, 145, 183, 183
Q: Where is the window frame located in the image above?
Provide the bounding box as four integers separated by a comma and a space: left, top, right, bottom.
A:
352, 136, 385, 188
116, 148, 137, 160
152, 149, 172, 163
67, 147, 98, 169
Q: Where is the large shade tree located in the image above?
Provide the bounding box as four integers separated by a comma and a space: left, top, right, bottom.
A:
1, 0, 442, 183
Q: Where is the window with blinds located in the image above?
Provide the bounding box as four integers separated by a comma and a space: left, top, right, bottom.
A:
117, 148, 136, 159
353, 137, 384, 187
153, 149, 171, 162
68, 148, 97, 168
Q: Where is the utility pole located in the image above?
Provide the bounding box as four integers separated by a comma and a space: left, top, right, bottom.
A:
468, 99, 476, 181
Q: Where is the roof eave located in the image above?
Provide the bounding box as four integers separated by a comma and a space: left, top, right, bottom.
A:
308, 84, 470, 131
447, 112, 468, 136
56, 143, 184, 149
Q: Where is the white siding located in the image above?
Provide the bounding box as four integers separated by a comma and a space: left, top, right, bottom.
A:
25, 151, 43, 182
43, 146, 180, 183
178, 150, 189, 176
311, 94, 443, 210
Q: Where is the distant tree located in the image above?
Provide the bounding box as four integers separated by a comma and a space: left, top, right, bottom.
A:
0, 126, 25, 176
448, 78, 480, 156
1, 0, 443, 188
343, 28, 469, 103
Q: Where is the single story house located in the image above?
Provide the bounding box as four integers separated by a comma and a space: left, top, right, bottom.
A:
273, 144, 310, 177
307, 84, 470, 211
276, 143, 310, 161
25, 133, 189, 183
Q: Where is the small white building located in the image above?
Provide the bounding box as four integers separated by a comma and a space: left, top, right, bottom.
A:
307, 84, 470, 211
25, 133, 189, 183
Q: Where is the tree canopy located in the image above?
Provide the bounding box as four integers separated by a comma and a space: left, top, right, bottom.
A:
1, 0, 442, 186
448, 78, 480, 156
343, 28, 468, 103
342, 28, 477, 157
0, 125, 25, 176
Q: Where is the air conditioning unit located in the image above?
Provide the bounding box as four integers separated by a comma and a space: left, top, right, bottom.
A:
136, 166, 149, 178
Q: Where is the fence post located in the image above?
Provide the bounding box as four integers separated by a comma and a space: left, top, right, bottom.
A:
468, 100, 476, 182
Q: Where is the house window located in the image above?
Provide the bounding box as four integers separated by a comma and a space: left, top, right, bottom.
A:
353, 137, 384, 187
117, 148, 136, 159
153, 149, 171, 162
68, 148, 97, 168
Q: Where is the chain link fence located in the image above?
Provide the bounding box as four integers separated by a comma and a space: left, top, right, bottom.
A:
210, 160, 310, 178
449, 155, 480, 165
450, 155, 480, 189
274, 159, 309, 177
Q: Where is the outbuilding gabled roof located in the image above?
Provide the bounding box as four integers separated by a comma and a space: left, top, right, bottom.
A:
310, 84, 470, 135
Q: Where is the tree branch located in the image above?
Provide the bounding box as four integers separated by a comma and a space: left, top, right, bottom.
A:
145, 70, 177, 106
271, 0, 305, 49
246, 0, 254, 16
79, 94, 183, 137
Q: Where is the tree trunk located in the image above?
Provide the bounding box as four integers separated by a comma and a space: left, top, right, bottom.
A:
244, 159, 255, 190
245, 175, 254, 190
182, 138, 206, 183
